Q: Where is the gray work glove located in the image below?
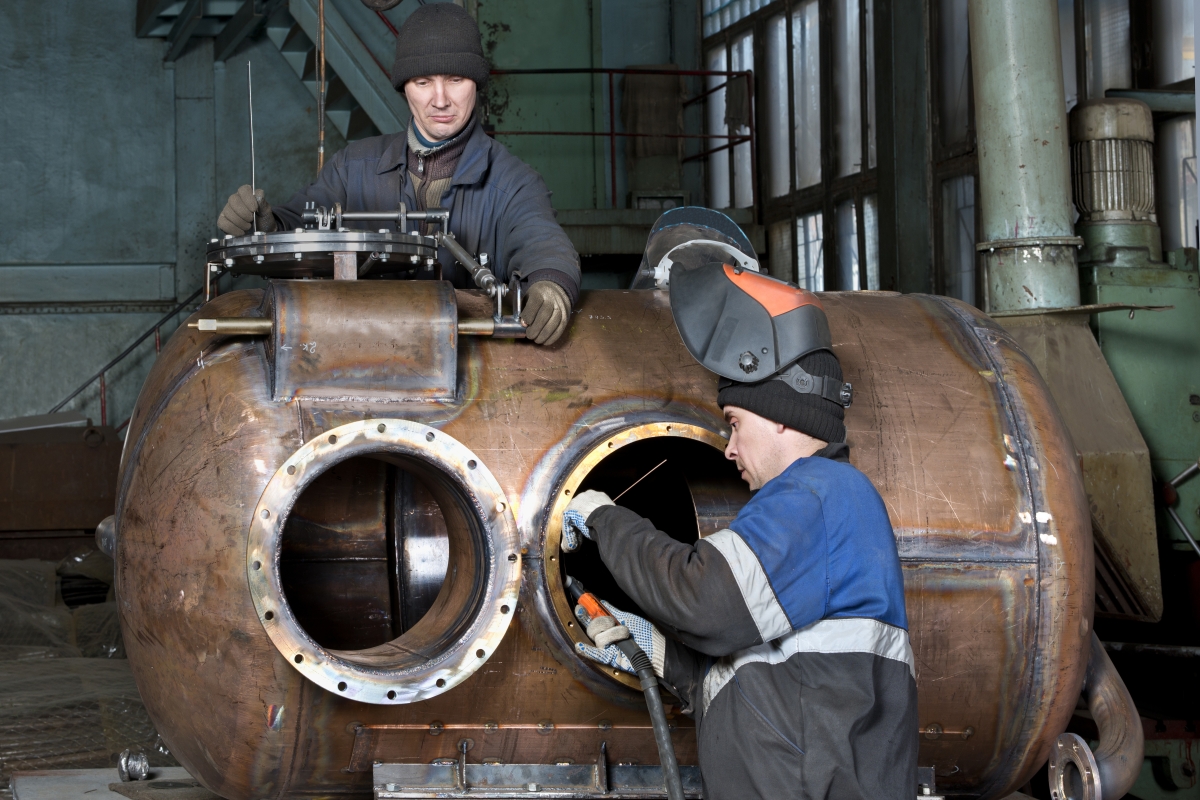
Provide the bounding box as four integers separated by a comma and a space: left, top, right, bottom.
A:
574, 598, 665, 677
520, 280, 571, 345
560, 489, 614, 552
218, 185, 277, 237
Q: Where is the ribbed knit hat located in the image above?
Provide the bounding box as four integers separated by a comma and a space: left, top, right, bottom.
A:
718, 349, 847, 443
391, 4, 490, 90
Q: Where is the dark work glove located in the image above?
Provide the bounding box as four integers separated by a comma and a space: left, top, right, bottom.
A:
520, 281, 571, 345
218, 185, 277, 237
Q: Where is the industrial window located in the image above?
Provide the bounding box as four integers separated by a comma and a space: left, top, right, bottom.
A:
930, 0, 980, 305
707, 32, 756, 209
796, 211, 825, 291
941, 175, 976, 304
707, 0, 878, 291
703, 0, 775, 37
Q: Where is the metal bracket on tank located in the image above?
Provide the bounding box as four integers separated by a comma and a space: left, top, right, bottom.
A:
372, 744, 703, 798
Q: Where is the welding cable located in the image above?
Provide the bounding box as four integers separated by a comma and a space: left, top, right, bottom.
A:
567, 577, 685, 800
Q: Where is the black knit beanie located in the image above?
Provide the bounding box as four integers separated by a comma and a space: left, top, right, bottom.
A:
391, 4, 490, 91
717, 349, 846, 443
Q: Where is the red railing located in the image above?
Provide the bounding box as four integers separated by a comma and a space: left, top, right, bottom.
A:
48, 274, 226, 431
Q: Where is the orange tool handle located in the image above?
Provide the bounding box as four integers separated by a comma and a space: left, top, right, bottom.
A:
577, 592, 611, 620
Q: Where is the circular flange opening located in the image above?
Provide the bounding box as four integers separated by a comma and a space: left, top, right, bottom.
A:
278, 455, 452, 652
1048, 732, 1101, 800
544, 423, 749, 690
248, 420, 520, 704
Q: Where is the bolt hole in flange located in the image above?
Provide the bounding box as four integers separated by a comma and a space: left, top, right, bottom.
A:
545, 423, 749, 690
247, 420, 521, 704
1048, 733, 1101, 800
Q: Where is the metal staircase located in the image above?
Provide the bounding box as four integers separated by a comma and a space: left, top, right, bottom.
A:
137, 0, 407, 142
267, 4, 379, 141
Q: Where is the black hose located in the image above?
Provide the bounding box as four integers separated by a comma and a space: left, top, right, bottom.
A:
615, 638, 686, 800
565, 576, 685, 800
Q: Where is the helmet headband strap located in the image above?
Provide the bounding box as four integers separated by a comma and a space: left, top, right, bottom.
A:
653, 239, 760, 288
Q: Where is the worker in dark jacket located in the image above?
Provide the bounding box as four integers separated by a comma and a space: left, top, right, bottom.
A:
216, 4, 578, 345
560, 259, 918, 798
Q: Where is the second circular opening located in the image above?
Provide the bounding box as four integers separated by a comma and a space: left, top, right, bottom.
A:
560, 436, 750, 621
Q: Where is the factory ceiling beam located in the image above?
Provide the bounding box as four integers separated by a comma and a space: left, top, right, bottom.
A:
164, 0, 204, 62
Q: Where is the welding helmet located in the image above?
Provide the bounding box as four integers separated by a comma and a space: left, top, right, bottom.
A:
669, 261, 853, 414
631, 207, 761, 289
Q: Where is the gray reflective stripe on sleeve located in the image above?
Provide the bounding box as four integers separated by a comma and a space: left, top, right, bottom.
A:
703, 529, 793, 643
700, 618, 916, 714
651, 625, 666, 678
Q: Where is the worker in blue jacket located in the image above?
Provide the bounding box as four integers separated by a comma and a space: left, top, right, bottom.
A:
561, 254, 918, 799
216, 4, 579, 345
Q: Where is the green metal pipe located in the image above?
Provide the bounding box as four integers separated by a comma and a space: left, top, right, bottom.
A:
968, 0, 1081, 312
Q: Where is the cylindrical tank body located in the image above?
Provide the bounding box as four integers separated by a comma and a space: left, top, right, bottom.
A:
115, 284, 1091, 799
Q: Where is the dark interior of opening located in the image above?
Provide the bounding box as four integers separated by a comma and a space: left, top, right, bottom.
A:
279, 456, 450, 651
560, 437, 750, 621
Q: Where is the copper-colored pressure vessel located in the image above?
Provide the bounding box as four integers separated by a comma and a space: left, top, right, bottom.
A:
114, 283, 1091, 799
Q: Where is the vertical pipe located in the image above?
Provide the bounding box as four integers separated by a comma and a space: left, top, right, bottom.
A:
99, 372, 107, 428
968, 0, 1082, 312
609, 72, 617, 208
1074, 0, 1088, 103
747, 70, 758, 216
317, 0, 327, 172
155, 327, 162, 355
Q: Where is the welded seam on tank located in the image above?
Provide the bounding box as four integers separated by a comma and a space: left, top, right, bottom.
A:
931, 296, 1047, 793
115, 341, 261, 520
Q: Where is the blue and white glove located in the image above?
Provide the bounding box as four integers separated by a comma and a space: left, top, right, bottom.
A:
560, 489, 614, 552
574, 599, 665, 677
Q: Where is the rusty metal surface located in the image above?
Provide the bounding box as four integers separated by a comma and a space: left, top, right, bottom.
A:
269, 279, 457, 403
114, 286, 1091, 799
1000, 314, 1161, 621
0, 425, 122, 532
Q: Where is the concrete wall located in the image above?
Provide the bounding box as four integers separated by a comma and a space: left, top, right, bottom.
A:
0, 0, 345, 427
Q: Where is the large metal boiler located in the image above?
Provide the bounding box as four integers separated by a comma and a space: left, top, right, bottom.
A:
109, 217, 1100, 798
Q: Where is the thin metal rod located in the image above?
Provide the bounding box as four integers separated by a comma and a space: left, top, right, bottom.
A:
1167, 506, 1200, 559
48, 277, 222, 414
248, 60, 257, 234
491, 130, 744, 140
613, 459, 668, 502
317, 0, 327, 172
491, 67, 747, 77
680, 136, 754, 163
1170, 460, 1200, 487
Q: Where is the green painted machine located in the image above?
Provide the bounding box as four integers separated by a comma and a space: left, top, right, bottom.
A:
1072, 99, 1200, 560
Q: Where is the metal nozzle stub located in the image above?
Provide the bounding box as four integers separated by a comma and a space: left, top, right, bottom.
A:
189, 318, 273, 335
